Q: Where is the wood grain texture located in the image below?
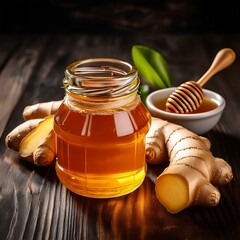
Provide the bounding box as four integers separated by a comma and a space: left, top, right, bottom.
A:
0, 33, 240, 240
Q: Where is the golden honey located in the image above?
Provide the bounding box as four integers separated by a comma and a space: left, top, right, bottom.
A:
54, 59, 151, 198
155, 97, 218, 114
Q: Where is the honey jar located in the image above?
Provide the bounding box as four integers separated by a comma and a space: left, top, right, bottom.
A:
54, 58, 151, 198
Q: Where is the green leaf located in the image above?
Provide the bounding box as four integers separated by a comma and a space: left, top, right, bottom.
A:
131, 45, 171, 89
138, 84, 149, 106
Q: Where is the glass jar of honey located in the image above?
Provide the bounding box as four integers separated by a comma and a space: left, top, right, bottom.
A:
54, 58, 151, 198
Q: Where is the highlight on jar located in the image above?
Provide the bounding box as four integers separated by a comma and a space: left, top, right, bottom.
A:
53, 58, 152, 198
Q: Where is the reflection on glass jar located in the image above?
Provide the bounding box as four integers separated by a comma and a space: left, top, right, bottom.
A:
54, 58, 151, 198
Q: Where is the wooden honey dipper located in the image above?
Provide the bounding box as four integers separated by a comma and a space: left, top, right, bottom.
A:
166, 48, 236, 113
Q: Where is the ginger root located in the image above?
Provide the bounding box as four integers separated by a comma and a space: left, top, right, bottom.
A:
146, 117, 233, 213
19, 115, 55, 166
23, 100, 62, 120
6, 107, 57, 166
5, 118, 44, 151
5, 100, 62, 166
32, 130, 56, 166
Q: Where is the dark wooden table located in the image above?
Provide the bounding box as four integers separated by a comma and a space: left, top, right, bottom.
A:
0, 33, 240, 240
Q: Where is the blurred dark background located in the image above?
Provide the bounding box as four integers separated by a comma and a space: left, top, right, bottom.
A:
1, 0, 240, 34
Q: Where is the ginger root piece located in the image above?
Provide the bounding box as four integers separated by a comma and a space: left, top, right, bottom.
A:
6, 100, 61, 166
23, 100, 62, 120
145, 117, 233, 213
19, 115, 56, 166
32, 130, 56, 166
5, 118, 44, 151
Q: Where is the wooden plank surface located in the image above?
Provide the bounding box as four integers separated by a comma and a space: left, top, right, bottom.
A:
0, 33, 240, 240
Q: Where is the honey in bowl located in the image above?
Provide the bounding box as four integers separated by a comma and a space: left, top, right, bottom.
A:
155, 97, 218, 114
146, 87, 226, 135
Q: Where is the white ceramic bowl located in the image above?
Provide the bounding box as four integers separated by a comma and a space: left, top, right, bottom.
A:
146, 87, 226, 135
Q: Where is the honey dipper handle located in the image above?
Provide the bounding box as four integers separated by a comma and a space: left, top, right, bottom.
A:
197, 48, 236, 87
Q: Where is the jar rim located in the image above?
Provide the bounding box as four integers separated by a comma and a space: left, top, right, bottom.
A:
63, 58, 139, 97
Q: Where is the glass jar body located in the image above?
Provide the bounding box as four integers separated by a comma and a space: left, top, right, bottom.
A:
54, 58, 151, 198
54, 94, 150, 198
